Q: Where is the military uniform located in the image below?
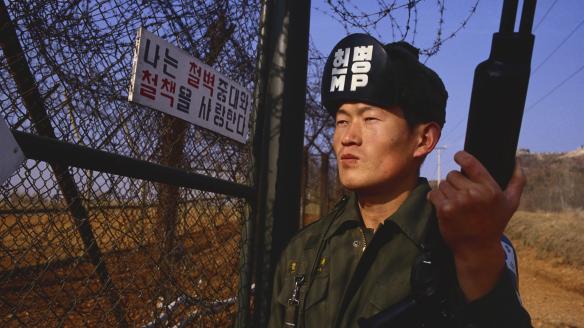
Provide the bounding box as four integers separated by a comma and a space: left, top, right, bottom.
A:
268, 179, 531, 327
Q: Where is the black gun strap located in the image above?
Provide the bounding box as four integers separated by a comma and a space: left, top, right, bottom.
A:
333, 222, 397, 327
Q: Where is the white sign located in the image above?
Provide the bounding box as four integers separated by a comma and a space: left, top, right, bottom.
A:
128, 28, 252, 143
0, 119, 25, 184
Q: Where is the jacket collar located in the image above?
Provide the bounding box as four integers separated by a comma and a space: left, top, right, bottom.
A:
325, 178, 433, 247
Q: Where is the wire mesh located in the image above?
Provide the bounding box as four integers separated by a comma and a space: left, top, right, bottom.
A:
1, 167, 248, 326
301, 41, 345, 226
301, 152, 344, 226
1, 0, 260, 326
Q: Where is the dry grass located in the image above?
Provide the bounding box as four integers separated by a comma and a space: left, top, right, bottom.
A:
506, 210, 584, 268
0, 204, 245, 327
0, 203, 237, 270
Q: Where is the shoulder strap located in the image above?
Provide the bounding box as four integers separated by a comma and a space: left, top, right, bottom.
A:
334, 222, 398, 327
357, 216, 450, 328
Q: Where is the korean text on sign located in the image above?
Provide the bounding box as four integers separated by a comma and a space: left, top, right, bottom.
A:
128, 28, 252, 143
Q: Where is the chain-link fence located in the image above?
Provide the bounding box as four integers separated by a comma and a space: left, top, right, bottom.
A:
300, 148, 344, 226
1, 179, 247, 326
300, 40, 344, 227
1, 0, 260, 326
0, 0, 486, 326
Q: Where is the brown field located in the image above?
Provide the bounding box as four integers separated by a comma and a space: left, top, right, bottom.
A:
5, 205, 583, 327
0, 205, 246, 327
507, 210, 584, 269
507, 210, 584, 327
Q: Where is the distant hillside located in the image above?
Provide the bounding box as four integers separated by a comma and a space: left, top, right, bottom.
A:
518, 147, 584, 211
428, 147, 584, 212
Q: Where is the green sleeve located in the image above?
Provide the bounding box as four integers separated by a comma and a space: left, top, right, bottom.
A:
457, 269, 532, 327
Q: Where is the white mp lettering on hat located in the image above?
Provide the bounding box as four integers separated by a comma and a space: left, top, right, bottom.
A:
330, 45, 374, 92
349, 45, 373, 91
330, 47, 351, 92
350, 75, 368, 91
330, 75, 347, 92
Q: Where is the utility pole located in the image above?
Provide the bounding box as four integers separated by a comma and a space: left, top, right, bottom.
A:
436, 146, 447, 186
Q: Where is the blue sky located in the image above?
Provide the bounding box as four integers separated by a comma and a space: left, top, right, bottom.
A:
310, 0, 584, 181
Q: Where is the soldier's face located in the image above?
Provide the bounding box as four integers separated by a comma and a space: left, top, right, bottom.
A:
333, 102, 420, 193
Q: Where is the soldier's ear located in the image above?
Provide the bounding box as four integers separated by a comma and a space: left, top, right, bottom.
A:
413, 122, 441, 159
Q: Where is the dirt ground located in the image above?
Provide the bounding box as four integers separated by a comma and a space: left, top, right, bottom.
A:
0, 221, 243, 327
517, 245, 584, 327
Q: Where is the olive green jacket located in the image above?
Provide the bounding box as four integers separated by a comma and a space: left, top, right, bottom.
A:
268, 179, 531, 328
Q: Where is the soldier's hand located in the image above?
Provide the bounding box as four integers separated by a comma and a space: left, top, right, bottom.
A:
427, 150, 526, 300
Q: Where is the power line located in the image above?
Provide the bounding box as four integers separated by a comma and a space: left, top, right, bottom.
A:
446, 63, 584, 146
443, 17, 584, 145
447, 130, 467, 149
439, 2, 581, 147
526, 62, 584, 113
534, 0, 559, 31
533, 17, 584, 74
440, 115, 466, 145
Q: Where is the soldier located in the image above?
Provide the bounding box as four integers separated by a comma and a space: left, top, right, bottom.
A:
268, 34, 532, 327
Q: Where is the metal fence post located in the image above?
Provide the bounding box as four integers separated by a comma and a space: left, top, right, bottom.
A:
251, 0, 312, 326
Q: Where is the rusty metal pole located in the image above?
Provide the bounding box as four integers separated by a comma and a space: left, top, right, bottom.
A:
251, 0, 311, 325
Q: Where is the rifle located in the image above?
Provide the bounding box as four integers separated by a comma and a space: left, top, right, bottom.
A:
464, 0, 536, 189
358, 1, 536, 326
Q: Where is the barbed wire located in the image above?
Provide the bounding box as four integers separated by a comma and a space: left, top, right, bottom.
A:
302, 1, 483, 210
313, 0, 480, 59
1, 0, 260, 326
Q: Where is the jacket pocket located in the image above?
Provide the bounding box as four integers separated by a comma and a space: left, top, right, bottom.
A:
303, 273, 330, 328
305, 273, 329, 311
367, 276, 410, 313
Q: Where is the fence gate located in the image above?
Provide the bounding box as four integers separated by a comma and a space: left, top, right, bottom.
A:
0, 0, 264, 326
